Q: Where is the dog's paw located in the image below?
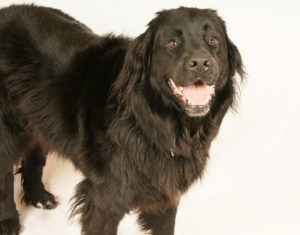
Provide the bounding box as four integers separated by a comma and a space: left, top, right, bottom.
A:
0, 218, 20, 235
24, 190, 58, 210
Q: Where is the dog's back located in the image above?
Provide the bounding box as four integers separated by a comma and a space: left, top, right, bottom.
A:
0, 5, 129, 154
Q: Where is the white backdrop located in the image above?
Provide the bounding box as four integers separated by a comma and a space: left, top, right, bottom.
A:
1, 0, 300, 234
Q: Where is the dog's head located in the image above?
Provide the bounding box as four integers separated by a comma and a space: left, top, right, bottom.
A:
114, 7, 244, 118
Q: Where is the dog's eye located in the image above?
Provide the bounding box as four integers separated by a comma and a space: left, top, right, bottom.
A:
168, 40, 178, 48
208, 37, 219, 46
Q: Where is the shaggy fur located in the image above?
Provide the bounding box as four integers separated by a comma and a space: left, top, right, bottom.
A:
0, 4, 244, 235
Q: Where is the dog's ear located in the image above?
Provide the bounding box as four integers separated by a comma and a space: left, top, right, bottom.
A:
112, 10, 170, 105
112, 29, 154, 105
205, 9, 245, 80
226, 35, 245, 79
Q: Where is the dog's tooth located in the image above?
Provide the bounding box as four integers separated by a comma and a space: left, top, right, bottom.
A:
179, 86, 184, 94
207, 96, 212, 103
169, 79, 176, 88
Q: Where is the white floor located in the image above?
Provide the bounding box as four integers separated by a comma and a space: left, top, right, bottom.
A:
14, 148, 300, 235
2, 0, 300, 234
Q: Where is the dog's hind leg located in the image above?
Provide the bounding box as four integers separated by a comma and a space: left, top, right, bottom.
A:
0, 168, 20, 235
0, 129, 24, 234
18, 146, 58, 210
0, 96, 27, 234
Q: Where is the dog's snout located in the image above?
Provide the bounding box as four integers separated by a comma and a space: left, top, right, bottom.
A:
187, 57, 210, 72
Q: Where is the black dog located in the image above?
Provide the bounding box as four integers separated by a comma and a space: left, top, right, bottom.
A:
0, 4, 244, 235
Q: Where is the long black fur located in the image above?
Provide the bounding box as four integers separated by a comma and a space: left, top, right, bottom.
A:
0, 4, 244, 235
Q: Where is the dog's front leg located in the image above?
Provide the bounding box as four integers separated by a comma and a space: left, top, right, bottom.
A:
138, 207, 178, 235
72, 179, 127, 235
81, 205, 124, 235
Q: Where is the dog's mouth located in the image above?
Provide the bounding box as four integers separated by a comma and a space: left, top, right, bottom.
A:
168, 78, 215, 117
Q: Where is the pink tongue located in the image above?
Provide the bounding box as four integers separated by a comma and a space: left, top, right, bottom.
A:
183, 83, 213, 105
169, 79, 215, 105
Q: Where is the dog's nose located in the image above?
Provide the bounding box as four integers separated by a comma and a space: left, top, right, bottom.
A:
187, 57, 210, 72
